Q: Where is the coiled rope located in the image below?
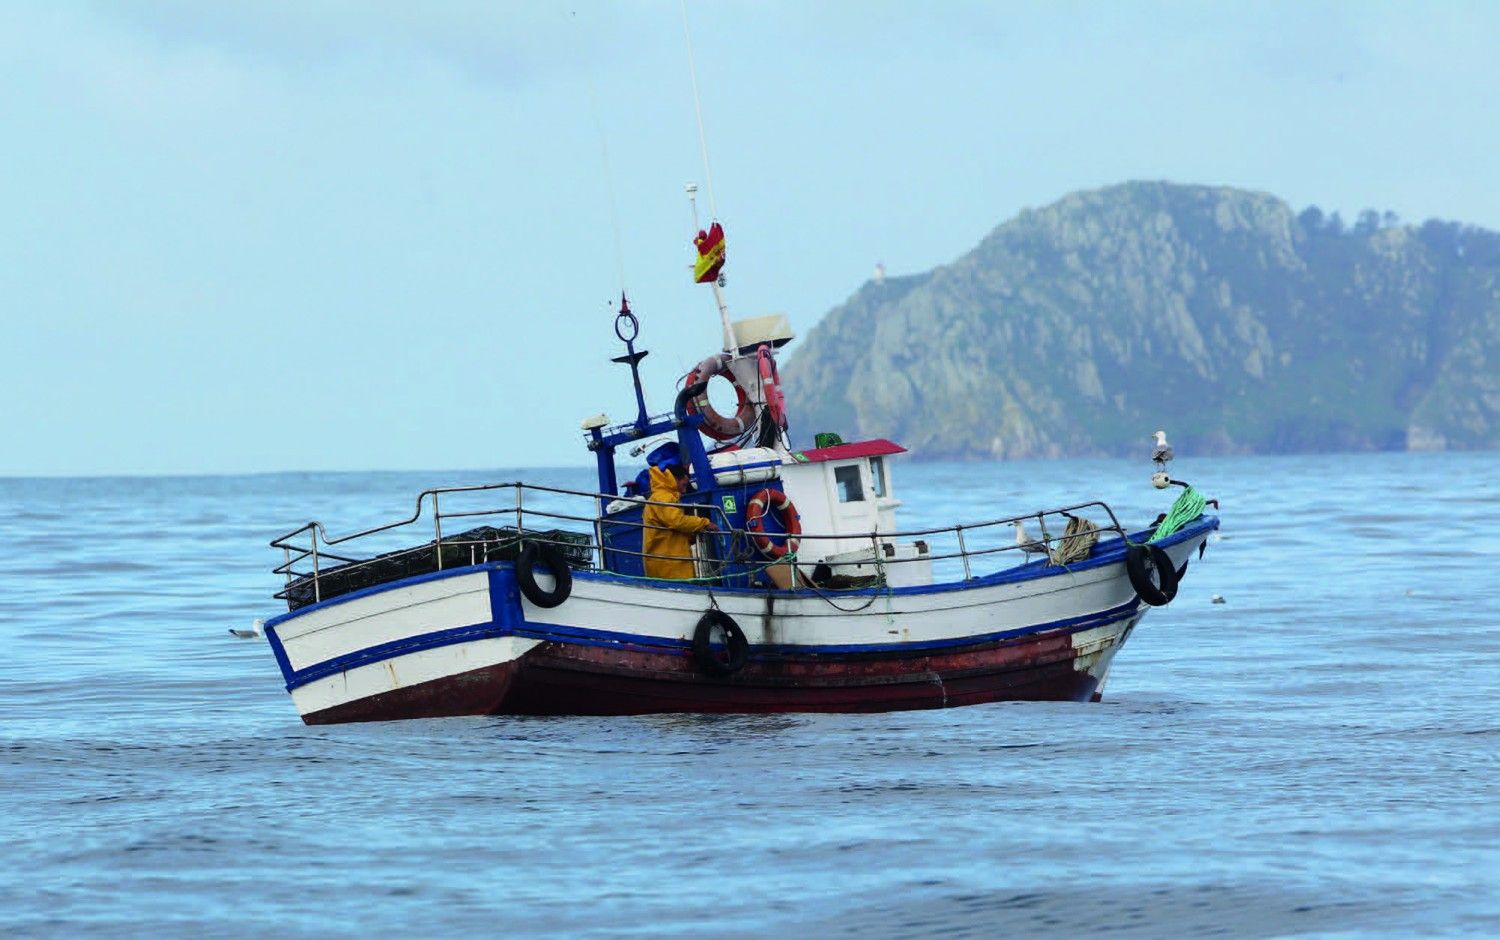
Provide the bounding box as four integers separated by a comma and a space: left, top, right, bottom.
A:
1048, 515, 1099, 565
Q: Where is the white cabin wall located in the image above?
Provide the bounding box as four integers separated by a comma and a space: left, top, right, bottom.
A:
779, 463, 836, 562
873, 456, 901, 532
780, 459, 891, 563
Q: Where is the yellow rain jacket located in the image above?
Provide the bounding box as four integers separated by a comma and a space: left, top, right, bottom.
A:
642, 465, 713, 580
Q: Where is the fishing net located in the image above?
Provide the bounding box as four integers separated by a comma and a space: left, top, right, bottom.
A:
1150, 486, 1208, 542
282, 526, 592, 611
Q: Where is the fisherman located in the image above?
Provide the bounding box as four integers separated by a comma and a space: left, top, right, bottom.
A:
642, 447, 716, 580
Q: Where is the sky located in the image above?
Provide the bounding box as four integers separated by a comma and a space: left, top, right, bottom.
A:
3, 1, 1497, 476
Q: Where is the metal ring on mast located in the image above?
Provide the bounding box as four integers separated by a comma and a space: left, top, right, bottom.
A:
614, 308, 640, 344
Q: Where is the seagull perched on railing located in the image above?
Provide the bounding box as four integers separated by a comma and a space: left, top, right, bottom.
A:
1012, 520, 1050, 562
1152, 430, 1174, 465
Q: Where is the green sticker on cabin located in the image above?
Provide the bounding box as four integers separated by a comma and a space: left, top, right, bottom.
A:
722, 495, 737, 514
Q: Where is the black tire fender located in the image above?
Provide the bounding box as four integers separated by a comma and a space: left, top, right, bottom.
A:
1126, 543, 1179, 606
516, 542, 572, 609
693, 609, 748, 676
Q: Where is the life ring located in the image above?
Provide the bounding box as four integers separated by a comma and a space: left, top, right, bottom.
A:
756, 344, 787, 429
693, 608, 747, 676
1125, 543, 1178, 606
744, 488, 801, 560
516, 541, 572, 608
684, 355, 756, 442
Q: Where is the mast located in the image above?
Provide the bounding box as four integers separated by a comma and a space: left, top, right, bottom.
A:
686, 182, 736, 353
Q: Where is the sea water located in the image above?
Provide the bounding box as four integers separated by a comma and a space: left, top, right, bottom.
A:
1, 452, 1497, 937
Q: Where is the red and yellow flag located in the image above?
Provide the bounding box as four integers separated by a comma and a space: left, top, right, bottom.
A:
693, 222, 726, 284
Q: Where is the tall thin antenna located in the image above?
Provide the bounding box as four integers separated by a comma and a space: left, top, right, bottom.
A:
680, 0, 718, 219
571, 11, 628, 292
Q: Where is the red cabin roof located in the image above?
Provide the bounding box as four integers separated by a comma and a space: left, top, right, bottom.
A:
793, 438, 907, 464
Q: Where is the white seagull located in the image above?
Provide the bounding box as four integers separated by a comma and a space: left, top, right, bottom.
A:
229, 619, 264, 640
1152, 430, 1174, 464
1013, 520, 1050, 562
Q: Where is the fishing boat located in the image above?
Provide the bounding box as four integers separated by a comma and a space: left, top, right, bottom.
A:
258, 198, 1220, 724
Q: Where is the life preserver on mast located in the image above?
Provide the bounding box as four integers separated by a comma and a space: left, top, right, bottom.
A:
684, 354, 756, 441
744, 488, 801, 560
756, 344, 787, 430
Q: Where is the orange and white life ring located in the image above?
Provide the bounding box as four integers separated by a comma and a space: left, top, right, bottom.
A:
756, 344, 787, 430
684, 355, 756, 442
744, 488, 801, 560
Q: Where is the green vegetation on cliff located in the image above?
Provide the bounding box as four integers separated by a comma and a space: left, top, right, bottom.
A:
782, 182, 1500, 458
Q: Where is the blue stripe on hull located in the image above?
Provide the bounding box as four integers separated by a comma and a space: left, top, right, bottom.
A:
266, 517, 1217, 626
268, 516, 1214, 694
277, 597, 1142, 693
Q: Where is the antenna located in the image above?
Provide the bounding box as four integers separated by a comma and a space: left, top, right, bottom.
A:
569, 10, 628, 293
685, 182, 701, 230
680, 1, 718, 219
610, 293, 651, 428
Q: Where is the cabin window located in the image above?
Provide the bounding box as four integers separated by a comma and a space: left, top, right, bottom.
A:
870, 457, 888, 498
834, 464, 865, 502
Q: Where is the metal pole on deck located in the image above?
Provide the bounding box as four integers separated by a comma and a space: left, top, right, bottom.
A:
687, 183, 737, 354
956, 526, 972, 581
310, 533, 322, 602
433, 492, 443, 570
711, 282, 735, 354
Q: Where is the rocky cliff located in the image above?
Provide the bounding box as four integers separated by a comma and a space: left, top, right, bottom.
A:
782, 181, 1499, 458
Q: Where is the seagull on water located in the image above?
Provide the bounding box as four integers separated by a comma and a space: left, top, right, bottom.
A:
229, 619, 264, 640
1152, 430, 1174, 465
1013, 520, 1050, 562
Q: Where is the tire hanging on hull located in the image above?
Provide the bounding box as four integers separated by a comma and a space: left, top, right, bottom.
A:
1126, 543, 1178, 606
693, 609, 748, 676
517, 542, 573, 608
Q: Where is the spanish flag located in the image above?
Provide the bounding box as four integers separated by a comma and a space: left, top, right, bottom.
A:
693, 222, 726, 284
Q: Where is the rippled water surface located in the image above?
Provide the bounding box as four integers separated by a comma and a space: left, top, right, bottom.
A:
3, 453, 1498, 936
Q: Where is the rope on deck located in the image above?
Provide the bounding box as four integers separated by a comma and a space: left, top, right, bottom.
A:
1048, 515, 1100, 565
1150, 486, 1207, 542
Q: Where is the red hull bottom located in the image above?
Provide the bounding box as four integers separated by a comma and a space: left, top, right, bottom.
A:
302, 626, 1118, 724
504, 645, 1099, 716
304, 661, 523, 725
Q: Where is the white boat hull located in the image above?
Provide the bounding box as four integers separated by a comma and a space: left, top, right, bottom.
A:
262, 521, 1215, 723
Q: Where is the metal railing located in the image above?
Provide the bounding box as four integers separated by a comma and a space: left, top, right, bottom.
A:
269, 481, 1130, 606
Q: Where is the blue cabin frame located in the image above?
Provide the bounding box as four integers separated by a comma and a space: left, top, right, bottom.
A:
585, 382, 791, 587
